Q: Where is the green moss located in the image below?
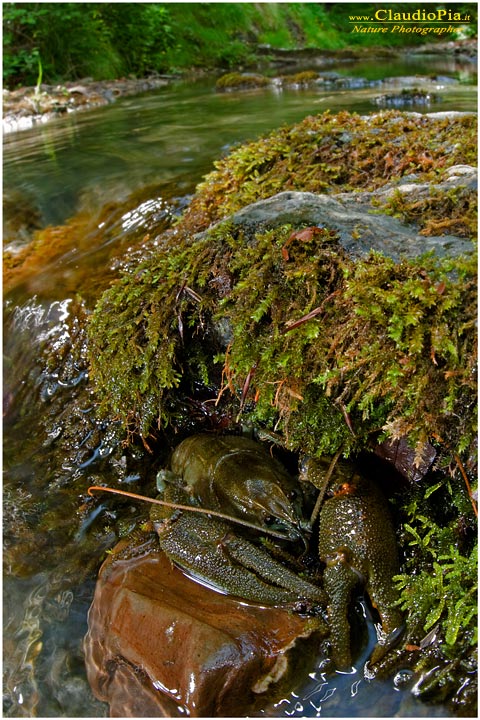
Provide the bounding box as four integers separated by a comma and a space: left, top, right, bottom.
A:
216, 72, 269, 90
87, 231, 216, 437
88, 216, 476, 462
87, 111, 477, 460
378, 185, 477, 239
181, 111, 477, 233
280, 70, 319, 85
326, 251, 477, 453
394, 480, 477, 654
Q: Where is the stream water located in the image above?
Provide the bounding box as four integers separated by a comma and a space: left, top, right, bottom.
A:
3, 55, 477, 717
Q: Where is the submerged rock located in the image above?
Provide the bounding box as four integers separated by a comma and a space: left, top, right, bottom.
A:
373, 89, 442, 109
84, 542, 323, 717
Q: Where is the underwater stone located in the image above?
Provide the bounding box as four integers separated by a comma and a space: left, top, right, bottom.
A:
84, 543, 320, 717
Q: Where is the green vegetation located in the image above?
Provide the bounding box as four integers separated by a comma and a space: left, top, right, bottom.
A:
181, 110, 477, 231
215, 72, 270, 91
394, 474, 477, 660
3, 2, 477, 88
3, 2, 174, 87
87, 219, 476, 458
385, 472, 477, 712
87, 111, 477, 464
162, 1, 344, 68
395, 515, 477, 652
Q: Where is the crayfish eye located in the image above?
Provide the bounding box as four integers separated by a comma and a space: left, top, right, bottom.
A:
264, 515, 276, 526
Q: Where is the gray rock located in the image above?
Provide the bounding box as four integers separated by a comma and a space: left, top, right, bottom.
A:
225, 167, 475, 261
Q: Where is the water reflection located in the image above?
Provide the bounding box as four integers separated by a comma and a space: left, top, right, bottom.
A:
3, 183, 180, 304
3, 56, 476, 230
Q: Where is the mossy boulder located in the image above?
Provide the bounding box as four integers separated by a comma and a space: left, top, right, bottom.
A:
88, 215, 476, 456
215, 72, 270, 91
87, 110, 476, 466
180, 110, 476, 233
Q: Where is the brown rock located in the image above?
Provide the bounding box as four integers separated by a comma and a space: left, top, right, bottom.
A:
84, 542, 323, 717
374, 436, 436, 483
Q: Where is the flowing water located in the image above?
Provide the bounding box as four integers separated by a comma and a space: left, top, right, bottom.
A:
3, 55, 477, 717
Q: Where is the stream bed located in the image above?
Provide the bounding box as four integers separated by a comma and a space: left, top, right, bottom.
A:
3, 53, 477, 717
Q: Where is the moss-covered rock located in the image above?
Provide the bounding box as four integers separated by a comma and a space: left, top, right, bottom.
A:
377, 170, 477, 239
215, 72, 270, 91
87, 111, 477, 463
88, 216, 476, 458
215, 70, 321, 93
180, 110, 477, 232
279, 70, 319, 86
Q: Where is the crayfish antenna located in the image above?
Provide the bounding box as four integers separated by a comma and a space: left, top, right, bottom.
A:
87, 486, 299, 541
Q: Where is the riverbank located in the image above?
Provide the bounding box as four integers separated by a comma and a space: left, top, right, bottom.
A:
2, 75, 174, 134
3, 39, 476, 135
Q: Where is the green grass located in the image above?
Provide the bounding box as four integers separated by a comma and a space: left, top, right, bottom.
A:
163, 2, 345, 69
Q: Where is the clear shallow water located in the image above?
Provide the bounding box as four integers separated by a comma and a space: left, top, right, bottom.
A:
3, 55, 476, 231
3, 56, 477, 717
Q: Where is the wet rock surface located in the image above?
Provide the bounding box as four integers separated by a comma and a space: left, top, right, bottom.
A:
373, 88, 443, 108
84, 541, 323, 717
